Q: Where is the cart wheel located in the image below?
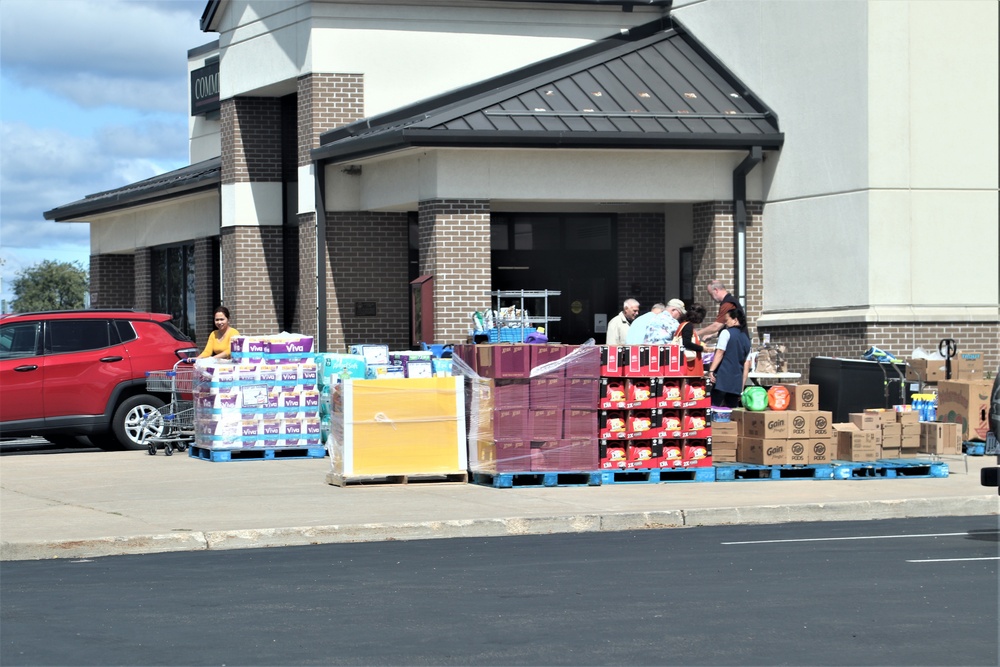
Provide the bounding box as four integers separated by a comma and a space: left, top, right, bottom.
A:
147, 443, 156, 456
177, 443, 188, 452
164, 445, 174, 456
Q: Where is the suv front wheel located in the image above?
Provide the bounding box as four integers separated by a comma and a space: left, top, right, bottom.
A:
91, 395, 167, 450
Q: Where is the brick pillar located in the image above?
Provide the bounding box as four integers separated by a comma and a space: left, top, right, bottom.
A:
616, 212, 666, 304
133, 248, 152, 312
324, 212, 410, 352
296, 74, 365, 342
220, 96, 283, 336
89, 254, 135, 308
418, 200, 491, 344
692, 200, 763, 333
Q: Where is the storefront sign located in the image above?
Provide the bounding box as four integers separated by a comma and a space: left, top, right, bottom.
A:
190, 62, 220, 116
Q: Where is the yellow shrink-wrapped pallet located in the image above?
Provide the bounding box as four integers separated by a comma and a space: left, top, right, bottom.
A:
328, 376, 467, 477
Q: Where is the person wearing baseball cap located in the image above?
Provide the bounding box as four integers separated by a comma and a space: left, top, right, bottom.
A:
641, 298, 686, 344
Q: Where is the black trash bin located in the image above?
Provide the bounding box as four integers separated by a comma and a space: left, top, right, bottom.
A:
808, 356, 919, 423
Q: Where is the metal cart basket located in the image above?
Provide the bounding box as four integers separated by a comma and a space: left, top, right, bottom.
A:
141, 360, 196, 455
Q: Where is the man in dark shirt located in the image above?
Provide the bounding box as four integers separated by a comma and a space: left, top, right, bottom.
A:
696, 280, 741, 341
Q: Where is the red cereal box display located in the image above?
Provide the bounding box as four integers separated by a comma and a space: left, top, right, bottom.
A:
599, 410, 627, 439
659, 440, 683, 467
600, 378, 627, 408
626, 441, 660, 469
600, 441, 627, 469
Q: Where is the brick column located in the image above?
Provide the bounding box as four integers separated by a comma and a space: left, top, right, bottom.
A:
418, 199, 492, 344
88, 254, 135, 308
692, 200, 763, 332
616, 212, 666, 304
296, 74, 365, 341
324, 212, 410, 352
220, 96, 284, 336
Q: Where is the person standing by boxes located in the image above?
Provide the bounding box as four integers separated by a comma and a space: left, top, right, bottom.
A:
696, 280, 741, 342
625, 303, 665, 344
606, 298, 639, 345
707, 308, 752, 408
197, 306, 239, 360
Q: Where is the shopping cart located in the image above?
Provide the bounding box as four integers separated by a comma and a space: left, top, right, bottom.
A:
141, 360, 196, 455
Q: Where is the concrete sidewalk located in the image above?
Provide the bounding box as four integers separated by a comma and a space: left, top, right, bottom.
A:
1, 451, 996, 561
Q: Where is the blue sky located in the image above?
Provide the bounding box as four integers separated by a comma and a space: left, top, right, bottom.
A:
0, 0, 210, 310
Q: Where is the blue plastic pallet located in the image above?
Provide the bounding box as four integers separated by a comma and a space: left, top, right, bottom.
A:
832, 459, 949, 479
962, 442, 985, 456
600, 467, 716, 485
714, 463, 836, 482
189, 445, 326, 462
471, 470, 602, 488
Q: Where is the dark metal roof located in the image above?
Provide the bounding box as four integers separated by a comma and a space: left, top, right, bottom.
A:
44, 157, 221, 222
314, 16, 782, 164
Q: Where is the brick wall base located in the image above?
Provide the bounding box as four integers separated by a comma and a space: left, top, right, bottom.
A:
760, 321, 1000, 383
89, 254, 135, 308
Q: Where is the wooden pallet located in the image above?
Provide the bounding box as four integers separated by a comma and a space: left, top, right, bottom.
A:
325, 471, 468, 487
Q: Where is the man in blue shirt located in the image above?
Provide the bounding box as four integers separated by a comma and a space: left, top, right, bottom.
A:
625, 303, 665, 344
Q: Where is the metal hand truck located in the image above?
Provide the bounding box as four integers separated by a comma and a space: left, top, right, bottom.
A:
141, 360, 196, 455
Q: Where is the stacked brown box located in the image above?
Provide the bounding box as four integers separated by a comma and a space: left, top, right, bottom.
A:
832, 423, 879, 461
919, 422, 961, 455
938, 379, 992, 442
712, 421, 738, 462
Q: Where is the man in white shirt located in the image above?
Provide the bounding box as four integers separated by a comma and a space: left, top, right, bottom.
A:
606, 298, 639, 345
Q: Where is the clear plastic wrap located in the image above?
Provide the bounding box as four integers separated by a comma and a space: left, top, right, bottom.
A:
451, 341, 601, 474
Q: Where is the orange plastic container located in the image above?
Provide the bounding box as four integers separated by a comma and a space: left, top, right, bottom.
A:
767, 385, 791, 411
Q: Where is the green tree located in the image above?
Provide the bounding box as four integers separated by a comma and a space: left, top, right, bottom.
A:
10, 260, 89, 312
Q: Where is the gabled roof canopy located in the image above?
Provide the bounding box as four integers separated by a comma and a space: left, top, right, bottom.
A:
313, 16, 782, 165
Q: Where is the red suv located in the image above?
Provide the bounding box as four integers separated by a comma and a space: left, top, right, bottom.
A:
0, 310, 196, 450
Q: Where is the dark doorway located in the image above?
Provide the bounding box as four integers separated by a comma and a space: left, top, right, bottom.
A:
491, 214, 617, 344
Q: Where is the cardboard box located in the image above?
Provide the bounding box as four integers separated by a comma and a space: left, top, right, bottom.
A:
599, 440, 627, 469
712, 421, 738, 437
527, 376, 561, 408
565, 377, 599, 409
660, 440, 683, 466
531, 438, 597, 471
955, 353, 984, 381
809, 438, 835, 464
788, 439, 809, 465
741, 437, 790, 465
901, 422, 921, 437
780, 384, 819, 411
849, 412, 879, 430
865, 409, 897, 425
937, 380, 992, 442
835, 424, 879, 461
626, 441, 659, 469
881, 422, 902, 449
895, 409, 919, 425
920, 421, 961, 455
476, 344, 531, 379
908, 358, 947, 383
787, 411, 809, 439
600, 346, 625, 377
599, 378, 628, 409
807, 411, 834, 439
598, 410, 628, 439
900, 434, 920, 449
529, 344, 567, 374
743, 411, 790, 439
562, 409, 597, 439
881, 445, 901, 459
564, 344, 601, 378
495, 379, 530, 408
712, 434, 738, 451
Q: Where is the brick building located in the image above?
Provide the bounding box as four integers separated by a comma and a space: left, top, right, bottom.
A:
44, 0, 999, 378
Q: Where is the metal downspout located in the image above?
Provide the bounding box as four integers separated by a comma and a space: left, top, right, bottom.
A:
732, 146, 762, 310
315, 162, 327, 352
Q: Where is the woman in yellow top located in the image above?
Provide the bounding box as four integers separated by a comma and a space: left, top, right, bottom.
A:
198, 306, 239, 359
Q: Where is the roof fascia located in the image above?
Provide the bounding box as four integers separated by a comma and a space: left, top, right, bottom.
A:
44, 174, 220, 222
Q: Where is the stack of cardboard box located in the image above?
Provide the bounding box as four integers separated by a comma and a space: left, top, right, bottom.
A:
907, 351, 985, 385
734, 383, 835, 465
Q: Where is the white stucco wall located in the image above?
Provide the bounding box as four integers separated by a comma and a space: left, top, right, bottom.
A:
674, 0, 999, 321
214, 0, 661, 116
89, 193, 220, 255
324, 148, 761, 211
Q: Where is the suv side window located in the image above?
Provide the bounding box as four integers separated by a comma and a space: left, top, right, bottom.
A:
114, 320, 138, 343
47, 319, 112, 354
0, 322, 41, 359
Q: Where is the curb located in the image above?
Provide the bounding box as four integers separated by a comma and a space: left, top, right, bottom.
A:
3, 496, 997, 562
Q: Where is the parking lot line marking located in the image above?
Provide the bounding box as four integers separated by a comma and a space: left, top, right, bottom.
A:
907, 557, 1000, 563
721, 530, 1000, 546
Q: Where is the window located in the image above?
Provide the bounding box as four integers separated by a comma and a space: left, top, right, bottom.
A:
151, 243, 196, 341
0, 322, 41, 359
47, 320, 111, 354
